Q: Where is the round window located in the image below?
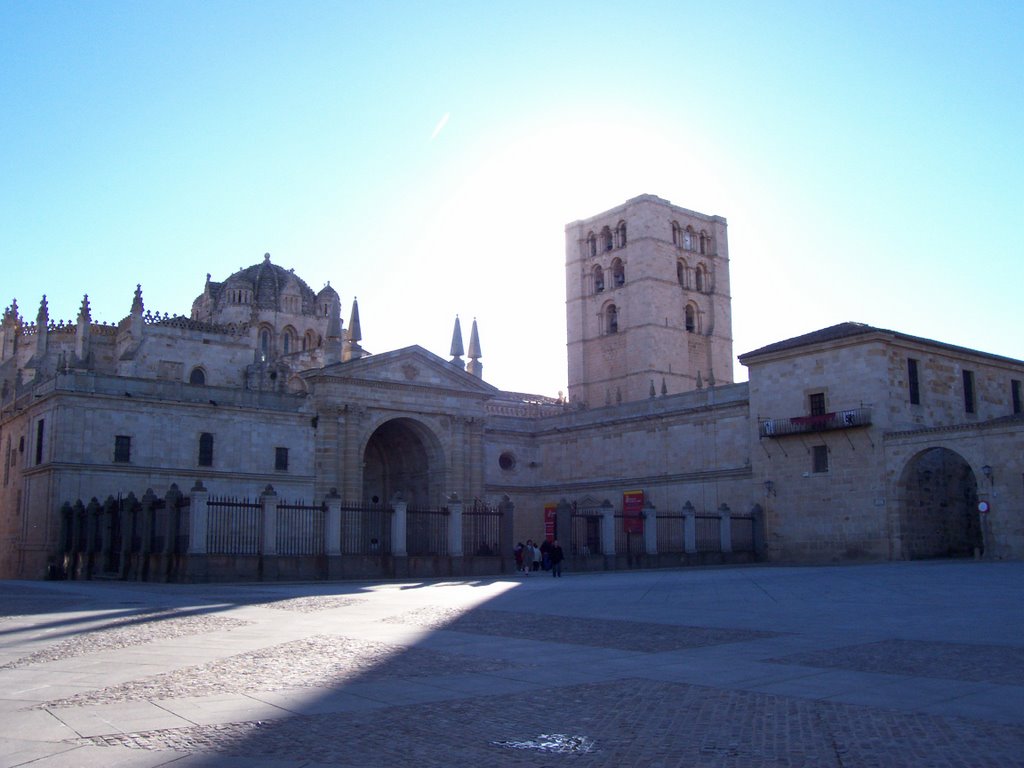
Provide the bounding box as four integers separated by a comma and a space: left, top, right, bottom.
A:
498, 451, 517, 471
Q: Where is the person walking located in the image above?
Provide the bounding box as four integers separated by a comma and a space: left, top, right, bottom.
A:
531, 540, 542, 572
550, 539, 565, 578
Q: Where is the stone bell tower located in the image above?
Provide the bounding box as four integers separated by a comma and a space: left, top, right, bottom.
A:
565, 194, 733, 406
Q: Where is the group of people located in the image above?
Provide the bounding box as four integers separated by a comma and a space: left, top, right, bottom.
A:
513, 538, 564, 577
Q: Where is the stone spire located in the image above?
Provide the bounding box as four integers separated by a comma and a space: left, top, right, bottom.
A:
35, 295, 49, 355
323, 288, 344, 365
342, 298, 363, 362
129, 284, 144, 338
466, 318, 483, 379
1, 300, 19, 361
75, 295, 92, 363
449, 315, 465, 370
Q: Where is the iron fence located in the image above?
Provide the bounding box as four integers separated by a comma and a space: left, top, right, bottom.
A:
407, 507, 448, 556
207, 497, 261, 554
277, 501, 325, 555
464, 500, 503, 556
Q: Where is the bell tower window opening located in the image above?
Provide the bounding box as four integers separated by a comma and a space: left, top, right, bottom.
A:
684, 304, 696, 333
671, 220, 681, 246
684, 226, 695, 252
605, 304, 619, 335
611, 258, 625, 288
617, 220, 627, 248
592, 265, 605, 294
695, 265, 704, 292
601, 226, 614, 252
587, 232, 597, 257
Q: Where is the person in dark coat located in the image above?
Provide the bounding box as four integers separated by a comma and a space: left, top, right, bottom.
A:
550, 539, 565, 577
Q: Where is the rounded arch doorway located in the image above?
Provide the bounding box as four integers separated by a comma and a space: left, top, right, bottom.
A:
898, 447, 983, 559
362, 418, 444, 508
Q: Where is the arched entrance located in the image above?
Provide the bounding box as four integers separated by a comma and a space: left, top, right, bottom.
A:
898, 447, 982, 559
362, 418, 444, 507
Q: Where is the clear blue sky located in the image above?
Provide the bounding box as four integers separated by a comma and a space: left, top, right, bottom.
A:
2, 1, 1021, 396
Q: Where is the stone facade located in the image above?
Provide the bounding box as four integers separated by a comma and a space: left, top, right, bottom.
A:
1, 196, 1021, 579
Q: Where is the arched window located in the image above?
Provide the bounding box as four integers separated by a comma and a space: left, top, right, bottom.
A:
602, 226, 614, 252
587, 232, 597, 257
684, 305, 696, 332
684, 226, 695, 251
282, 326, 297, 355
259, 328, 272, 360
611, 258, 625, 288
188, 367, 206, 385
304, 330, 317, 351
617, 220, 627, 247
676, 259, 688, 287
699, 231, 708, 255
671, 221, 680, 246
695, 266, 704, 292
606, 304, 618, 334
593, 265, 605, 294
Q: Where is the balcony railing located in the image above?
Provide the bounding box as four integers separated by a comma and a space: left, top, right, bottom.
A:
759, 407, 872, 438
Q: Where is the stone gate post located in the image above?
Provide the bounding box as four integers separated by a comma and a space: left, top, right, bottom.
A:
683, 501, 697, 555
643, 501, 658, 555
186, 481, 209, 582
718, 503, 732, 554
392, 496, 408, 579
448, 493, 463, 576
601, 499, 615, 558
260, 484, 279, 581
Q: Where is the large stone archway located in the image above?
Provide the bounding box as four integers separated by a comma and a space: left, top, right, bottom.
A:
362, 418, 445, 508
898, 447, 983, 559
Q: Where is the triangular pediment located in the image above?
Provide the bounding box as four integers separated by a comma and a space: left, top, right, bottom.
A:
307, 345, 498, 396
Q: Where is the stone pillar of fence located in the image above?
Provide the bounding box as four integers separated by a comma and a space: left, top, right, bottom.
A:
58, 502, 72, 578
260, 484, 279, 581
163, 484, 183, 583
261, 485, 278, 556
101, 496, 115, 572
119, 492, 138, 579
499, 496, 515, 573
600, 499, 616, 557
138, 489, 157, 581
392, 497, 408, 557
77, 499, 92, 579
682, 500, 697, 555
643, 502, 658, 555
325, 488, 342, 556
751, 504, 765, 556
555, 498, 572, 549
188, 481, 209, 555
85, 498, 100, 579
448, 493, 464, 576
448, 493, 464, 557
718, 503, 732, 554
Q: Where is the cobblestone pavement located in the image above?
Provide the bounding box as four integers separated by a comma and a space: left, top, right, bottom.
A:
81, 678, 1024, 767
1, 561, 1023, 767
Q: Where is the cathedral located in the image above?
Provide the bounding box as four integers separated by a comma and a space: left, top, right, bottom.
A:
1, 194, 1021, 580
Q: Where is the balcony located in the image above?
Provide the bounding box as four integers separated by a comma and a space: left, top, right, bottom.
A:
759, 407, 872, 438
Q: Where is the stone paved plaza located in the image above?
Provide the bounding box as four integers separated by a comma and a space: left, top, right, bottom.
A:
1, 561, 1023, 767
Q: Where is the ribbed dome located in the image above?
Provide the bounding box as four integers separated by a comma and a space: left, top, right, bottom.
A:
219, 254, 317, 312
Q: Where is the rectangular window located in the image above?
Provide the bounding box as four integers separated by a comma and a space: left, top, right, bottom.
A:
114, 435, 132, 463
812, 445, 829, 473
1012, 379, 1022, 415
35, 419, 45, 465
275, 446, 289, 471
808, 392, 826, 416
963, 370, 976, 414
907, 358, 920, 405
198, 432, 214, 467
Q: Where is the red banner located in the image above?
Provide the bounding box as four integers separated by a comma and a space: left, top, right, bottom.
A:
623, 490, 644, 534
544, 503, 557, 542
